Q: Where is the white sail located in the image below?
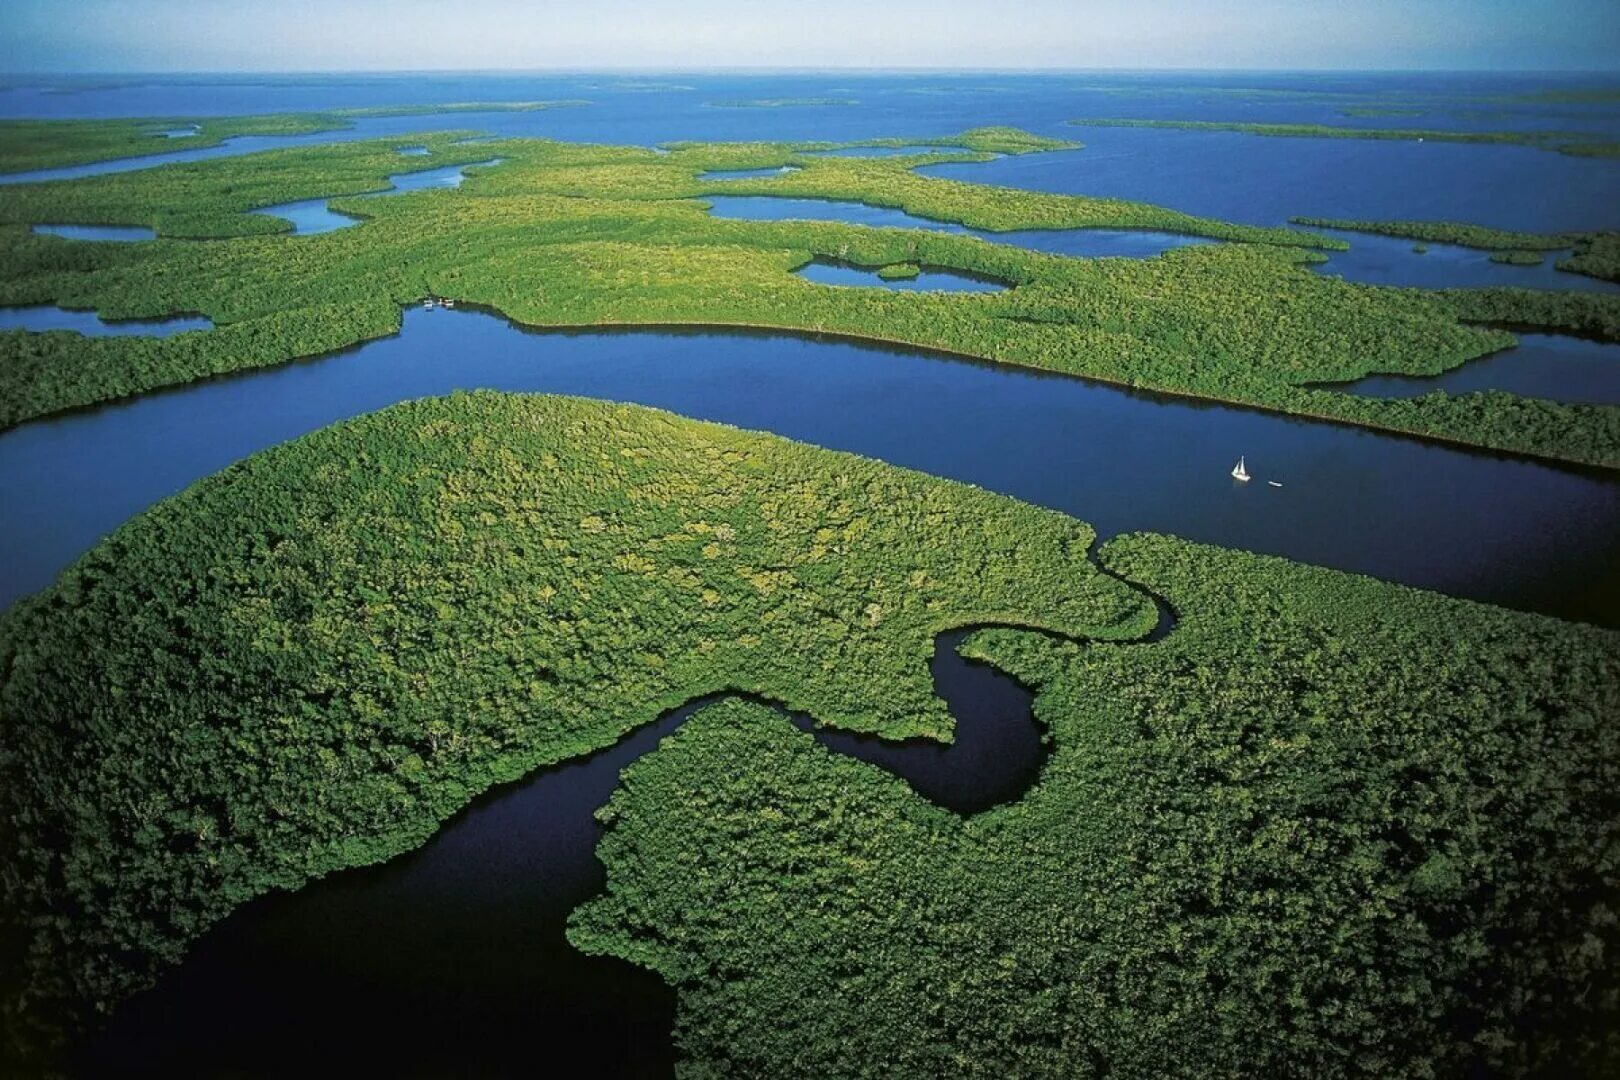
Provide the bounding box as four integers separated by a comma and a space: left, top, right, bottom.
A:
1232, 456, 1250, 482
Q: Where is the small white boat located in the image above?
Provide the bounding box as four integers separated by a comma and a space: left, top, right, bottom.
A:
444, 299, 456, 309
1231, 456, 1250, 483
1268, 480, 1283, 488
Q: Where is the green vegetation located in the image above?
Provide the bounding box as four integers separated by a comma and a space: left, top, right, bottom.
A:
1292, 216, 1579, 251
573, 532, 1620, 1078
0, 102, 587, 174
1490, 249, 1546, 266
0, 113, 349, 174
877, 261, 921, 280
1067, 117, 1620, 159
3, 392, 1614, 1075
2, 122, 1619, 465
1564, 232, 1620, 283
1290, 218, 1620, 284
0, 391, 1153, 1067
1508, 87, 1620, 105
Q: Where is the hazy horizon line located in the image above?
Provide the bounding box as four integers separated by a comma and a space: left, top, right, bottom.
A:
5, 65, 1619, 77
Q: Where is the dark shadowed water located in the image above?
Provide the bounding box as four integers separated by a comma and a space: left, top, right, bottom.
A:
75, 629, 1053, 1077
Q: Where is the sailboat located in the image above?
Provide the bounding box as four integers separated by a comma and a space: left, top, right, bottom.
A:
1231, 456, 1251, 482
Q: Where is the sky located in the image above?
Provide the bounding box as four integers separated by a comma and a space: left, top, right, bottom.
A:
1, 0, 1617, 73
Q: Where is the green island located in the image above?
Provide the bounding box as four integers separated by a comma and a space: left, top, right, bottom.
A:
1340, 106, 1426, 118
1290, 217, 1620, 283
0, 102, 589, 174
1066, 117, 1620, 158
1, 392, 1614, 1076
707, 97, 859, 108
876, 261, 922, 280
3, 121, 1620, 466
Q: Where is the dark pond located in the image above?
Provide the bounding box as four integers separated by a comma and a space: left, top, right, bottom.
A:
0, 304, 212, 336
1332, 331, 1620, 405
704, 194, 1215, 259
31, 223, 154, 241
796, 258, 1009, 292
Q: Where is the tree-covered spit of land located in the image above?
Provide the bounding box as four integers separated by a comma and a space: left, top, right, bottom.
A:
1067, 117, 1620, 158
0, 392, 1614, 1077
1, 120, 1619, 466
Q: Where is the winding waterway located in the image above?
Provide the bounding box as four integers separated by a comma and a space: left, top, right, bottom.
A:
5, 305, 1617, 624
75, 624, 1085, 1077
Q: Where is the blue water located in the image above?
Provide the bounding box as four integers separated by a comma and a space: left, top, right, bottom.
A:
386, 157, 501, 192
252, 158, 502, 234
704, 195, 1215, 259
5, 72, 1615, 240
248, 197, 362, 235
1336, 332, 1620, 405
32, 223, 154, 241
796, 259, 1008, 292
3, 306, 1615, 628
0, 304, 211, 336
1309, 230, 1619, 294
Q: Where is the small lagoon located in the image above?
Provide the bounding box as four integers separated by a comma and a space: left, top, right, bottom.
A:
1310, 230, 1620, 294
32, 223, 155, 241
252, 157, 502, 235
704, 195, 1214, 259
0, 304, 211, 336
796, 258, 1008, 292
1333, 332, 1620, 406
